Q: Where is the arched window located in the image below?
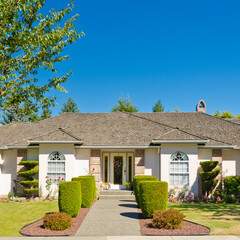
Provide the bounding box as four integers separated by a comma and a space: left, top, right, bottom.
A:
47, 151, 66, 183
169, 151, 189, 186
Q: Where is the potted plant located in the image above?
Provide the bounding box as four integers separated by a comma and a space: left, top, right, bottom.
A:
125, 181, 133, 190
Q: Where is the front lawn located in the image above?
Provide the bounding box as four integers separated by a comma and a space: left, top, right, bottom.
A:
0, 200, 58, 236
168, 203, 240, 235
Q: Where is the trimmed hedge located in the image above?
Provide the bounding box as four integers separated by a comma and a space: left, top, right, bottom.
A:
58, 181, 82, 218
72, 176, 95, 208
139, 181, 168, 218
199, 168, 221, 182
200, 161, 218, 172
223, 175, 240, 198
133, 175, 158, 207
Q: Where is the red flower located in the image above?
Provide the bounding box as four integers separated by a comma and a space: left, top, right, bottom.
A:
62, 178, 64, 180
54, 179, 57, 181
92, 168, 95, 171
46, 176, 48, 178
59, 176, 61, 178
50, 179, 52, 181
57, 184, 59, 186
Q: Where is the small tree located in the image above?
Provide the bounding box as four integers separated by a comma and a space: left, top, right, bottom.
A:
199, 161, 220, 197
0, 108, 29, 125
60, 97, 79, 113
112, 97, 138, 112
152, 100, 164, 112
214, 110, 237, 119
17, 161, 39, 198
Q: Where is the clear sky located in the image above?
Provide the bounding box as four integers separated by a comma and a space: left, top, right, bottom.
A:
41, 0, 240, 115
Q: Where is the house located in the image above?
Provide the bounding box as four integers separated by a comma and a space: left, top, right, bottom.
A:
0, 101, 240, 197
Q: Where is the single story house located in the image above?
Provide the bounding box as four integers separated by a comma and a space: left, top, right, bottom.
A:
0, 101, 240, 196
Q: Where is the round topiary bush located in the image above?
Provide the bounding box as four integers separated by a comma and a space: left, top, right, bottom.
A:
139, 181, 168, 218
58, 181, 82, 218
43, 212, 72, 231
152, 209, 185, 229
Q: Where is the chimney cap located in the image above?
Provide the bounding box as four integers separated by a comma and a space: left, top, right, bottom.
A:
196, 100, 206, 113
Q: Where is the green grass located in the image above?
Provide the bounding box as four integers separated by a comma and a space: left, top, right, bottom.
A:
168, 203, 240, 235
0, 200, 58, 236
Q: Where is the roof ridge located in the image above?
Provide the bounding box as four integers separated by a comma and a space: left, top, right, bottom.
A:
58, 127, 82, 141
122, 112, 232, 145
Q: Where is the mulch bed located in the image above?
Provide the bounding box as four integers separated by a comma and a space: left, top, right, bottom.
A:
137, 208, 210, 236
20, 204, 93, 236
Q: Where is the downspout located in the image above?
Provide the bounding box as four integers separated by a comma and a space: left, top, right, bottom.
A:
158, 147, 161, 181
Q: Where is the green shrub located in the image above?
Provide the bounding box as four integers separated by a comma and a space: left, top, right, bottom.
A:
202, 179, 218, 194
199, 161, 219, 196
133, 175, 158, 207
17, 161, 39, 198
200, 161, 218, 172
72, 176, 95, 208
43, 212, 72, 231
152, 209, 185, 229
139, 181, 168, 218
58, 181, 82, 217
223, 176, 240, 198
199, 168, 221, 182
223, 194, 238, 204
19, 161, 39, 169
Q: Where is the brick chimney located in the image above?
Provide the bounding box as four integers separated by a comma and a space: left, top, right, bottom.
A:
196, 100, 206, 113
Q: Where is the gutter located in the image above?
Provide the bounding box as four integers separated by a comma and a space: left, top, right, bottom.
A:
75, 145, 161, 149
151, 139, 209, 144
28, 140, 83, 144
198, 145, 237, 150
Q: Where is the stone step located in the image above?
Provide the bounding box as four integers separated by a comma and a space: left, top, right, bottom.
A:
99, 195, 135, 200
100, 190, 134, 196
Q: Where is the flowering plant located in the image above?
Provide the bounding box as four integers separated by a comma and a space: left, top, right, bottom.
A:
45, 176, 64, 199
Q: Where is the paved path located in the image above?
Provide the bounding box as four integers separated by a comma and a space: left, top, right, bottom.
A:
1, 236, 240, 240
76, 198, 141, 236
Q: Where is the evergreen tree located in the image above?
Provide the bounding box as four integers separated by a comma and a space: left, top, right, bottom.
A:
60, 98, 79, 113
112, 97, 139, 112
152, 100, 164, 112
0, 108, 30, 125
41, 106, 52, 120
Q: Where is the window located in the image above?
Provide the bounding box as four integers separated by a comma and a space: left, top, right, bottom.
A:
127, 153, 133, 182
169, 151, 189, 186
47, 151, 65, 183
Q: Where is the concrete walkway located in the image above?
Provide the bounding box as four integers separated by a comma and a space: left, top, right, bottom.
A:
1, 236, 240, 240
76, 198, 141, 236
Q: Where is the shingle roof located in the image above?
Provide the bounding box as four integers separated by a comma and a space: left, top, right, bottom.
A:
1, 111, 240, 148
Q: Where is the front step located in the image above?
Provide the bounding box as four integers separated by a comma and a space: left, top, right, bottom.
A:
99, 190, 135, 199
100, 190, 133, 196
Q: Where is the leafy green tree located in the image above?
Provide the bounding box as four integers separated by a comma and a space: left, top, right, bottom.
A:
60, 97, 79, 113
172, 107, 180, 112
152, 100, 164, 112
213, 110, 238, 119
0, 0, 83, 115
112, 97, 139, 112
41, 106, 52, 120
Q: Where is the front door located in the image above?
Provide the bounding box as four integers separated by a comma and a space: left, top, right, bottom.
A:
110, 153, 126, 189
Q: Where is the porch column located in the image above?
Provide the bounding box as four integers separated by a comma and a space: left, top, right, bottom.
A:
16, 150, 27, 196
134, 149, 145, 175
90, 149, 101, 190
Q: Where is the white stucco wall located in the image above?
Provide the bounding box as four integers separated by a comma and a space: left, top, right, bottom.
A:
39, 144, 75, 197
144, 149, 160, 179
198, 149, 212, 163
74, 149, 90, 176
222, 150, 239, 177
161, 144, 199, 195
0, 150, 17, 196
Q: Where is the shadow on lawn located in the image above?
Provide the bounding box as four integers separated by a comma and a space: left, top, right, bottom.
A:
170, 203, 240, 217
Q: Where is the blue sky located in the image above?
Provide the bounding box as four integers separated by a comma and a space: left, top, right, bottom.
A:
42, 0, 240, 115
